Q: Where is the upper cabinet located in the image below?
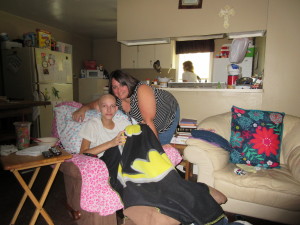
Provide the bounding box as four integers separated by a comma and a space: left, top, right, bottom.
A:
121, 42, 175, 69
121, 45, 138, 68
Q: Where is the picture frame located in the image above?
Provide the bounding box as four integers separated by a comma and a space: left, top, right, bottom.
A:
178, 0, 203, 9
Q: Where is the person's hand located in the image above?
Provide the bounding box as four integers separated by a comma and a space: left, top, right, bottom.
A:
72, 100, 101, 122
208, 186, 227, 205
111, 131, 127, 146
72, 106, 87, 122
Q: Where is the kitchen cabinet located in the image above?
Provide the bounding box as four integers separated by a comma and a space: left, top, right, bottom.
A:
121, 42, 174, 69
137, 45, 155, 68
155, 43, 175, 69
121, 45, 138, 68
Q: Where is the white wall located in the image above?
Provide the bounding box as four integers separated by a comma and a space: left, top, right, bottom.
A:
92, 38, 121, 74
118, 0, 268, 41
262, 0, 300, 116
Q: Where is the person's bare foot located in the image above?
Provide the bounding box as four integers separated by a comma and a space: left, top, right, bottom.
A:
208, 186, 228, 204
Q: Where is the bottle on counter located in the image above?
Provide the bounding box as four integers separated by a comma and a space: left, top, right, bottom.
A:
146, 78, 150, 85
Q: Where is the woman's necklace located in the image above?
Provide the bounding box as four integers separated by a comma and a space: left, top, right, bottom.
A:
120, 99, 134, 125
122, 98, 131, 113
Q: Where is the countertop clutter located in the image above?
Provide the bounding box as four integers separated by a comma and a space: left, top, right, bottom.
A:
0, 100, 51, 110
0, 100, 51, 118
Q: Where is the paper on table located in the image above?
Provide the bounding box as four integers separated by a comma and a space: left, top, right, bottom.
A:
15, 145, 49, 156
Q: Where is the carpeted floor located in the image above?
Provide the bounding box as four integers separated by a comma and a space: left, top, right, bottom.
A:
0, 165, 288, 225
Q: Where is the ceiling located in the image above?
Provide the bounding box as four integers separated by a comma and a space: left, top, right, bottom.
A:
0, 0, 117, 39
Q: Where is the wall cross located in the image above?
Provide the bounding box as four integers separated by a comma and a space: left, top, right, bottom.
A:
219, 5, 235, 29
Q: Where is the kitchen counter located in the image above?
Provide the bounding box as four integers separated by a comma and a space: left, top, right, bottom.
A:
161, 87, 263, 93
0, 101, 51, 119
0, 100, 51, 110
162, 88, 263, 124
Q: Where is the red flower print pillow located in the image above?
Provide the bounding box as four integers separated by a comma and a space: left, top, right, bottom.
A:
230, 106, 285, 168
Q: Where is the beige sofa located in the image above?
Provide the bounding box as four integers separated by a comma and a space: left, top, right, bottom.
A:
184, 112, 300, 225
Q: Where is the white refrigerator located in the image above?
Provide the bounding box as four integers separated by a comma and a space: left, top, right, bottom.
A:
212, 57, 253, 83
2, 47, 73, 137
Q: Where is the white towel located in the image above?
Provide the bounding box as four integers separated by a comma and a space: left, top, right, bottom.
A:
15, 145, 49, 156
0, 145, 18, 156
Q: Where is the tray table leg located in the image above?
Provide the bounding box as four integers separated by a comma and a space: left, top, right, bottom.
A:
30, 163, 61, 225
12, 165, 58, 225
10, 167, 40, 225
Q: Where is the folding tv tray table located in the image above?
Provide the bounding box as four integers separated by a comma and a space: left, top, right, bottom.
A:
0, 149, 72, 225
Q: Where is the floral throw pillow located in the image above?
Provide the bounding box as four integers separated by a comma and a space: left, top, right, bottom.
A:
230, 106, 285, 168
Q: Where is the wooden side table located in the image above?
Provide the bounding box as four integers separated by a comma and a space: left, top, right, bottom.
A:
0, 149, 72, 225
172, 144, 193, 181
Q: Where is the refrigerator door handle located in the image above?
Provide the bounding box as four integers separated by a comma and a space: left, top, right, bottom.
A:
33, 89, 46, 102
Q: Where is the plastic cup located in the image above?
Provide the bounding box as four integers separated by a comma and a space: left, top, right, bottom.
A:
13, 122, 32, 150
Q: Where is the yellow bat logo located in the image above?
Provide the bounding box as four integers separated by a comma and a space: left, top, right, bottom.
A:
118, 150, 174, 186
125, 124, 142, 136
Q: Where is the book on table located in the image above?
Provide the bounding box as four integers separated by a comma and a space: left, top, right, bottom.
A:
176, 131, 192, 136
179, 125, 197, 128
179, 118, 198, 128
171, 132, 192, 145
171, 135, 189, 145
180, 118, 197, 124
177, 126, 197, 132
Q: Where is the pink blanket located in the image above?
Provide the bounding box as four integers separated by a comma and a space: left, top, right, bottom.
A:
71, 144, 182, 216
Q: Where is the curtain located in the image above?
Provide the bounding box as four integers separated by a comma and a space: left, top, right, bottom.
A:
176, 39, 215, 54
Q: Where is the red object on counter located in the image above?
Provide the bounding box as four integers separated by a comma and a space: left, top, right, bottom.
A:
84, 60, 97, 69
227, 75, 239, 86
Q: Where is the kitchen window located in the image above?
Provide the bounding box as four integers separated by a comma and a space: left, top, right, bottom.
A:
177, 52, 212, 82
176, 39, 214, 82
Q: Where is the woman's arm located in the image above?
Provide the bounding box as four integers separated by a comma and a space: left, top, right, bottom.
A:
137, 84, 158, 137
80, 131, 126, 155
72, 99, 100, 122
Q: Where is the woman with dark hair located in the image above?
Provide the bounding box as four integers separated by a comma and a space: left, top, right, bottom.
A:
73, 70, 180, 145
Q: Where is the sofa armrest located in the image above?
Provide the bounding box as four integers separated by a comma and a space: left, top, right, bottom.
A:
184, 138, 230, 186
287, 146, 300, 182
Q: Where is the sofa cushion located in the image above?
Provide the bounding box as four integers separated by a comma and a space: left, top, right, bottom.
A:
214, 163, 300, 211
230, 106, 285, 168
287, 146, 300, 182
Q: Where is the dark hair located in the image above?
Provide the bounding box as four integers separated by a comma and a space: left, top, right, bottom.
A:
108, 70, 140, 98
